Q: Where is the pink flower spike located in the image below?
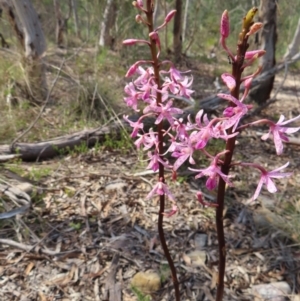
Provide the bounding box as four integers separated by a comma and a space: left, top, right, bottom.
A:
252, 162, 292, 200
162, 205, 178, 217
165, 10, 177, 23
221, 73, 236, 91
146, 179, 175, 201
261, 114, 300, 155
220, 10, 230, 38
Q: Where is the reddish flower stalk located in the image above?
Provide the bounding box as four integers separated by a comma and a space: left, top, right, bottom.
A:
215, 7, 259, 301
144, 1, 180, 300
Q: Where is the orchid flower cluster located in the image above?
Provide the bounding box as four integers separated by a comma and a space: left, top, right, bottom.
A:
123, 2, 300, 214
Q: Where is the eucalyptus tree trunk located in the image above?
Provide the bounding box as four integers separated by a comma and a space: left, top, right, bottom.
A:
7, 0, 48, 103
284, 16, 300, 60
99, 0, 117, 49
182, 0, 190, 42
153, 0, 160, 28
70, 0, 80, 38
173, 0, 182, 62
53, 0, 71, 48
249, 0, 277, 104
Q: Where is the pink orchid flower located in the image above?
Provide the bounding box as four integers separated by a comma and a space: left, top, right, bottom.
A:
123, 115, 144, 137
218, 93, 252, 131
172, 138, 196, 171
143, 100, 183, 126
147, 151, 170, 171
261, 115, 300, 155
242, 162, 292, 200
189, 151, 233, 190
146, 179, 175, 201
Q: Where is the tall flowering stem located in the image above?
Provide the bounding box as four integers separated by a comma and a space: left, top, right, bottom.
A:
144, 2, 180, 300
124, 1, 181, 299
215, 8, 258, 301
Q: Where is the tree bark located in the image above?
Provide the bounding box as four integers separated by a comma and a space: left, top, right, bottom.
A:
284, 16, 300, 60
53, 0, 70, 48
153, 0, 160, 28
182, 0, 189, 43
4, 0, 48, 104
173, 0, 182, 62
99, 0, 117, 49
249, 0, 277, 104
70, 0, 80, 38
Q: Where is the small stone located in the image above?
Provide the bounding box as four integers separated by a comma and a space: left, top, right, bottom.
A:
105, 181, 127, 191
131, 271, 161, 294
253, 207, 284, 234
194, 233, 207, 249
186, 250, 206, 267
251, 281, 291, 301
17, 182, 33, 194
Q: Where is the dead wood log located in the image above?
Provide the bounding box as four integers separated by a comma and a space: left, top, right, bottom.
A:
1, 124, 122, 161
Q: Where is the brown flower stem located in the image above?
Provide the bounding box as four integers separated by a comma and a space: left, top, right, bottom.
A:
215, 8, 257, 301
158, 195, 180, 301
145, 1, 180, 300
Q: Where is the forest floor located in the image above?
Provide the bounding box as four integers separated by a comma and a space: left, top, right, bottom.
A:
0, 50, 300, 301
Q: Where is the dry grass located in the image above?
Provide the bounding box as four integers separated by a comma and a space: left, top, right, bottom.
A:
0, 46, 126, 144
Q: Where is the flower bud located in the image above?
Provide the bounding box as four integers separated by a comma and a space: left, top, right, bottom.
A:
243, 7, 258, 30
244, 77, 253, 90
125, 62, 140, 77
247, 22, 263, 36
245, 49, 266, 60
133, 0, 143, 8
137, 0, 143, 7
149, 31, 159, 41
149, 31, 161, 49
165, 10, 177, 23
135, 15, 143, 24
123, 39, 139, 46
220, 10, 229, 38
221, 73, 236, 91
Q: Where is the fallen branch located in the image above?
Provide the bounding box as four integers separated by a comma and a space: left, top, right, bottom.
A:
0, 179, 31, 220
